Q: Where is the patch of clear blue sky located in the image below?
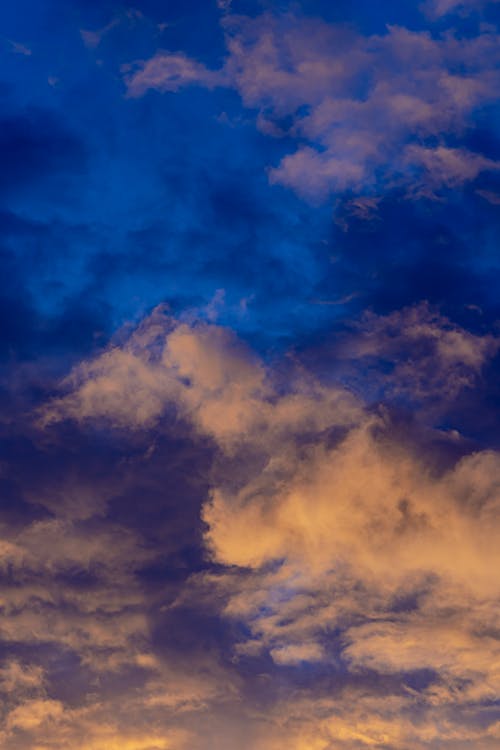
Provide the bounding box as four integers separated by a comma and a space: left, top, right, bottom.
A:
0, 0, 499, 357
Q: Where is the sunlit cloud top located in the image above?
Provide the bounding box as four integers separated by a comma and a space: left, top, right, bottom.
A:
1, 0, 500, 748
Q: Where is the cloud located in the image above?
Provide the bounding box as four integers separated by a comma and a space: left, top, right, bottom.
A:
204, 422, 500, 588
269, 641, 324, 665
477, 188, 500, 204
201, 417, 500, 741
80, 9, 146, 50
250, 687, 500, 750
80, 19, 120, 49
40, 305, 361, 447
34, 307, 500, 746
6, 699, 64, 731
2, 694, 192, 750
405, 144, 500, 191
0, 661, 45, 696
422, 0, 498, 19
0, 497, 156, 673
8, 40, 32, 56
123, 13, 500, 201
124, 53, 224, 98
334, 302, 500, 409
2, 2, 499, 746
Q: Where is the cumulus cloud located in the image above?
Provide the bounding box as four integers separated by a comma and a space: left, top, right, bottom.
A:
40, 306, 361, 448
33, 306, 500, 747
200, 417, 500, 745
123, 13, 500, 201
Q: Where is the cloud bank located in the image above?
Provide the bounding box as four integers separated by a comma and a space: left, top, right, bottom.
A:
22, 305, 500, 748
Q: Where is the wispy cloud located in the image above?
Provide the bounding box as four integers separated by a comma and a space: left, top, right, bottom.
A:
6, 39, 32, 56
124, 51, 224, 96
422, 0, 499, 18
80, 19, 120, 49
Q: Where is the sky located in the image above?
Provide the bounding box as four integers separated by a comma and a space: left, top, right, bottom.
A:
1, 0, 500, 748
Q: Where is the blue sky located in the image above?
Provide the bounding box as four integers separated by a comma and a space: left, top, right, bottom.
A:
2, 0, 499, 353
1, 1, 500, 748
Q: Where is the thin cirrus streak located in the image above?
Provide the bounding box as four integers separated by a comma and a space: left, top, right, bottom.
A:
1, 0, 500, 748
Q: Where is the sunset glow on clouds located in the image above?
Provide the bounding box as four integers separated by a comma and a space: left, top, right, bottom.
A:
125, 13, 500, 199
1, 0, 500, 748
